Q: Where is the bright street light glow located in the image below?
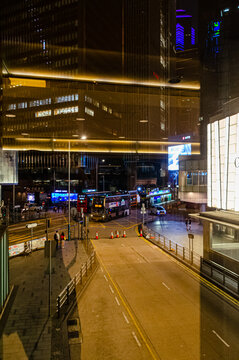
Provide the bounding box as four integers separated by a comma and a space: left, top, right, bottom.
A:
6, 114, 16, 118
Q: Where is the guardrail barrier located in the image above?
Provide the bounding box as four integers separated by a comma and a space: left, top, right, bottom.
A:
142, 225, 239, 299
56, 251, 96, 317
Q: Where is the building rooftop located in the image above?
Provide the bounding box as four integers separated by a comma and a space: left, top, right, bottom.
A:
192, 210, 239, 229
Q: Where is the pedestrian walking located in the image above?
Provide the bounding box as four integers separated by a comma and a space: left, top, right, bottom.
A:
54, 230, 60, 250
60, 231, 66, 248
185, 218, 188, 231
188, 218, 191, 231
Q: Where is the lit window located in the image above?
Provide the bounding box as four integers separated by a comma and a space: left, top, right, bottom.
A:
55, 94, 78, 103
54, 106, 79, 115
85, 95, 92, 103
160, 56, 166, 68
84, 107, 94, 117
18, 102, 27, 109
30, 98, 51, 107
93, 99, 100, 107
35, 110, 52, 117
102, 105, 108, 112
160, 34, 166, 47
8, 104, 16, 110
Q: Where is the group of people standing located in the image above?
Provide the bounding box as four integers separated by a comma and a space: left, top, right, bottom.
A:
185, 217, 191, 231
54, 230, 66, 249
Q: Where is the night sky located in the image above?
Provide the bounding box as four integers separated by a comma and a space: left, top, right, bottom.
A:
177, 0, 198, 28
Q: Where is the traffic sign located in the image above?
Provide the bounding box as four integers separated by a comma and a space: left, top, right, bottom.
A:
26, 223, 38, 229
141, 203, 146, 214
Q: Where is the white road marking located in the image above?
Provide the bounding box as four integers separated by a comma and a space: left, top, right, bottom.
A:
121, 243, 125, 247
104, 275, 108, 282
115, 296, 120, 306
212, 330, 230, 348
132, 331, 141, 347
122, 312, 129, 324
131, 247, 150, 263
109, 285, 114, 294
162, 282, 170, 291
100, 267, 103, 272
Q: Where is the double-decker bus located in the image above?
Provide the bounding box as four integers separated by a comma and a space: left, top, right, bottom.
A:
91, 194, 130, 221
77, 191, 112, 214
128, 190, 139, 207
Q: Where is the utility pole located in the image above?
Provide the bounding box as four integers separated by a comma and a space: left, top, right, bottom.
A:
68, 141, 71, 240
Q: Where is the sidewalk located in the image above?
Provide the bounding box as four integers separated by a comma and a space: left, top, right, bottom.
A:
148, 218, 203, 256
0, 238, 89, 360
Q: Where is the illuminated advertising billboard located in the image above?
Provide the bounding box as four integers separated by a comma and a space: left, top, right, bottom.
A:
168, 144, 191, 171
27, 193, 35, 203
51, 191, 77, 203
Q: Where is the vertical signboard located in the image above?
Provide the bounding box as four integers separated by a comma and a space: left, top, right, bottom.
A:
0, 150, 18, 184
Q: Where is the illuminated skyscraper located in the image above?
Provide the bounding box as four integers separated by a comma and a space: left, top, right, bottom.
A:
0, 0, 201, 194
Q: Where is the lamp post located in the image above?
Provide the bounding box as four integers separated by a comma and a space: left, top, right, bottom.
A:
68, 141, 71, 240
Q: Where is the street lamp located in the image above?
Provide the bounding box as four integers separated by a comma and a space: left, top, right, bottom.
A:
68, 141, 71, 240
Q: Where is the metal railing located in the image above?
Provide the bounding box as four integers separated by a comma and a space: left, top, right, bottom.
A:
143, 226, 201, 270
56, 251, 96, 317
143, 225, 239, 298
201, 258, 239, 296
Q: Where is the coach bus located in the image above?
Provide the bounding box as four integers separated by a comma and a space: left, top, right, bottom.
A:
91, 194, 130, 221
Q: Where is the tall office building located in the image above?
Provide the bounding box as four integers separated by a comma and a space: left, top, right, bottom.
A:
199, 0, 239, 155
0, 0, 201, 196
176, 9, 196, 51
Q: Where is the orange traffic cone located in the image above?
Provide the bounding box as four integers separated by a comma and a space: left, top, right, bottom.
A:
139, 229, 143, 237
123, 230, 126, 238
110, 231, 114, 239
116, 230, 119, 238
96, 232, 99, 240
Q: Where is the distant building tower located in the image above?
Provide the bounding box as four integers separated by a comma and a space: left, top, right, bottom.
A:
176, 9, 196, 51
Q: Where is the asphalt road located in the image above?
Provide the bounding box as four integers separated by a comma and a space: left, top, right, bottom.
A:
8, 212, 75, 245
71, 226, 239, 360
8, 210, 239, 359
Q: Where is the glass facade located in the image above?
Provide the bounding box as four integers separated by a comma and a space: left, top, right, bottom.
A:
210, 223, 239, 262
207, 112, 239, 210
